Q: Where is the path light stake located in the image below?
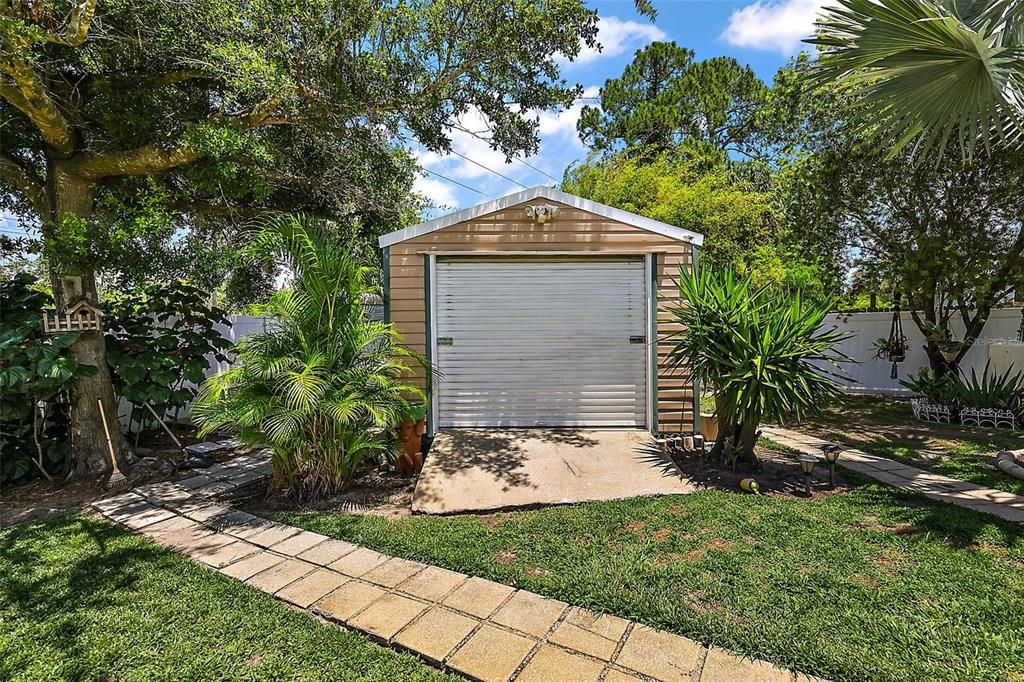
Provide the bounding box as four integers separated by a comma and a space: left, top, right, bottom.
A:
798, 455, 817, 497
821, 444, 842, 489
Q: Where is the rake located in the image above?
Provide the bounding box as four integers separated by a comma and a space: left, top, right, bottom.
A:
98, 399, 130, 492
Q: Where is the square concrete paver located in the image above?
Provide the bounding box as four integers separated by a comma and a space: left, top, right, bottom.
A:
246, 558, 314, 593
549, 608, 629, 660
443, 576, 515, 618
193, 540, 260, 568
516, 645, 605, 682
615, 625, 703, 682
700, 647, 792, 682
393, 607, 478, 664
414, 430, 694, 514
328, 547, 390, 578
120, 506, 178, 530
347, 592, 428, 641
447, 623, 536, 682
361, 557, 426, 588
314, 580, 388, 622
221, 551, 285, 581
491, 590, 567, 637
298, 538, 358, 566
276, 569, 349, 608
398, 565, 467, 602
246, 523, 302, 549
604, 670, 646, 682
270, 531, 329, 556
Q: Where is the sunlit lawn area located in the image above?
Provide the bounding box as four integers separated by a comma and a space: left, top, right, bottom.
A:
272, 472, 1024, 682
789, 395, 1024, 495
0, 515, 455, 682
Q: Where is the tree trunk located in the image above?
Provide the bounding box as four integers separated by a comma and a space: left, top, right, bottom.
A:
736, 419, 760, 468
46, 164, 130, 479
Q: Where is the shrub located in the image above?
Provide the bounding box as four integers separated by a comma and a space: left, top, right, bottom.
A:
664, 267, 850, 466
0, 275, 97, 484
902, 363, 1024, 419
192, 216, 424, 499
104, 282, 232, 434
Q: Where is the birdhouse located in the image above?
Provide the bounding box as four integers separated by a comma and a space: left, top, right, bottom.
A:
43, 298, 103, 334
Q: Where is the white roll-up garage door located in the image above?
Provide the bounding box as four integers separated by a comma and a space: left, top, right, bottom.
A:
434, 257, 649, 428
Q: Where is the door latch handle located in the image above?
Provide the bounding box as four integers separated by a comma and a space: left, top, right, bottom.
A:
437, 337, 454, 346
629, 335, 646, 344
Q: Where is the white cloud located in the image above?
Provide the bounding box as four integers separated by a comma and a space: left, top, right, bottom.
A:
721, 0, 826, 54
413, 174, 459, 211
568, 16, 666, 67
536, 85, 599, 146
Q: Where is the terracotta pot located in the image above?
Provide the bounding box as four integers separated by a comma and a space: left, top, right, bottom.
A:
700, 413, 719, 441
395, 418, 424, 477
415, 418, 426, 437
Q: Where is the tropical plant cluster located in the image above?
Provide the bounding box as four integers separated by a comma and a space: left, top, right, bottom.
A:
901, 364, 1024, 421
193, 217, 424, 499
664, 268, 850, 466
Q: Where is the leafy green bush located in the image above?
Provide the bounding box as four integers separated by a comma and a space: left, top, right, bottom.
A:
104, 283, 232, 433
900, 368, 962, 406
0, 275, 97, 484
192, 216, 424, 499
664, 268, 850, 465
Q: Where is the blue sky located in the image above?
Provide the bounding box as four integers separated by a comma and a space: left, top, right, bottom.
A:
1, 0, 822, 236
413, 0, 822, 217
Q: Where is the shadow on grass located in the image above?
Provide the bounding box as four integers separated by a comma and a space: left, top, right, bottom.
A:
0, 515, 168, 676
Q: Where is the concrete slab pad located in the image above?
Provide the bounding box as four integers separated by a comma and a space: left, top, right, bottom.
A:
414, 429, 694, 514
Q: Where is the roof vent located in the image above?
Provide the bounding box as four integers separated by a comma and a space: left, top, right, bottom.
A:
524, 204, 559, 224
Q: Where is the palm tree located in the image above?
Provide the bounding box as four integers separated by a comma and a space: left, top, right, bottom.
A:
811, 0, 1024, 160
192, 215, 424, 499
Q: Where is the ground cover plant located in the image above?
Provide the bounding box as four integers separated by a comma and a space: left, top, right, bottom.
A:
0, 514, 455, 682
790, 395, 1024, 495
272, 473, 1024, 682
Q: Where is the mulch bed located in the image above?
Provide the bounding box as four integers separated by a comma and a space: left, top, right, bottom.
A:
249, 465, 417, 519
669, 443, 852, 499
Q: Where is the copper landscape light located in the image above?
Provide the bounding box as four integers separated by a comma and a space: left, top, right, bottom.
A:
821, 444, 842, 489
798, 455, 817, 496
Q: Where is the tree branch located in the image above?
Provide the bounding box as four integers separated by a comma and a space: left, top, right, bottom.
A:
73, 96, 288, 179
57, 0, 99, 46
0, 152, 47, 213
0, 68, 74, 153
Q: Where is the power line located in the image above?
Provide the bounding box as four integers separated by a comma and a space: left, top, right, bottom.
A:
449, 129, 562, 184
446, 149, 529, 189
423, 168, 484, 195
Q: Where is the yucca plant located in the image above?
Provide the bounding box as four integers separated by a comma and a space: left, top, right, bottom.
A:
958, 361, 1024, 417
664, 268, 851, 467
192, 215, 424, 499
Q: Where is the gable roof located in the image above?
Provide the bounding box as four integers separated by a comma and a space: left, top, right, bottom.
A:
377, 186, 704, 248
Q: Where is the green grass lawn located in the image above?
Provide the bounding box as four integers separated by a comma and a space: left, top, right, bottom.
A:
0, 514, 456, 682
788, 395, 1024, 495
271, 474, 1024, 682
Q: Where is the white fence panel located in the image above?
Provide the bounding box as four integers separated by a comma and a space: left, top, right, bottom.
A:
825, 308, 1023, 395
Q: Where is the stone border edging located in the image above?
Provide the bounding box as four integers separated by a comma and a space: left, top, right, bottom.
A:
762, 426, 1024, 524
91, 478, 825, 682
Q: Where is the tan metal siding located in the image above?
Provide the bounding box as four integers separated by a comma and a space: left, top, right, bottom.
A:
387, 198, 695, 432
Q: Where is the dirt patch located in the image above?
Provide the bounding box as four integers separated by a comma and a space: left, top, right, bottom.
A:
852, 574, 881, 589
0, 426, 257, 528
652, 528, 672, 541
623, 520, 646, 533
250, 466, 416, 518
669, 443, 852, 499
525, 566, 550, 578
496, 550, 518, 566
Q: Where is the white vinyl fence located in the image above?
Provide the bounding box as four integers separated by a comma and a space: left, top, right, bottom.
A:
825, 307, 1024, 395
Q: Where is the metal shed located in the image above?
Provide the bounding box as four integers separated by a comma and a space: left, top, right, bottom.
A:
378, 186, 703, 435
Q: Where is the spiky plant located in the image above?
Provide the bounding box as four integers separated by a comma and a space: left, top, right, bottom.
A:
664, 268, 851, 467
192, 215, 423, 499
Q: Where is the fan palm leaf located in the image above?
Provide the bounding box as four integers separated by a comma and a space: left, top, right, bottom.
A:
811, 0, 1024, 160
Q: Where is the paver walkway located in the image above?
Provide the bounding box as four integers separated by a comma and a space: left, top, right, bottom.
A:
91, 473, 823, 682
763, 426, 1024, 524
